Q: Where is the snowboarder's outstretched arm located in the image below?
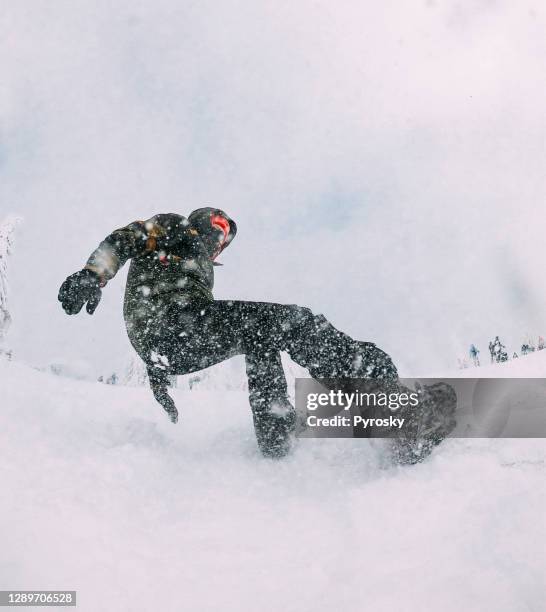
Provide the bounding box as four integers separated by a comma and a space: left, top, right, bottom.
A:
58, 214, 192, 315
84, 214, 195, 285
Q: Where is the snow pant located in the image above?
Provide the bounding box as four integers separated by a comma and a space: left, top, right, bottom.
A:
140, 299, 398, 457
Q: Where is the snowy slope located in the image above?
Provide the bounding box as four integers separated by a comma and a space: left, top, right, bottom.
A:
0, 357, 544, 612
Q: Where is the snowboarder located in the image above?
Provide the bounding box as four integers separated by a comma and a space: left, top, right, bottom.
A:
488, 341, 495, 364
469, 344, 480, 367
106, 373, 118, 385
521, 335, 535, 356
58, 208, 455, 461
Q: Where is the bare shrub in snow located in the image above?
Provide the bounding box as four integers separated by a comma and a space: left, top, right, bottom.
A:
0, 216, 22, 353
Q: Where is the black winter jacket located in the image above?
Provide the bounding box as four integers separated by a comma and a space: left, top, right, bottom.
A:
84, 208, 236, 352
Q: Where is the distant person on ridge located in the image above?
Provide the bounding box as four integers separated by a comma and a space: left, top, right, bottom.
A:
488, 341, 495, 364
469, 344, 480, 367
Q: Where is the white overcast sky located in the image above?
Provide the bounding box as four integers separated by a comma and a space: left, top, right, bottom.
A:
1, 0, 544, 375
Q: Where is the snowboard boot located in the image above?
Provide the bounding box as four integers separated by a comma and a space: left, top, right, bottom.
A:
252, 399, 296, 459
390, 382, 457, 465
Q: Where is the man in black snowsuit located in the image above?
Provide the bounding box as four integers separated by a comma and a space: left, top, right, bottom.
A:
58, 208, 454, 461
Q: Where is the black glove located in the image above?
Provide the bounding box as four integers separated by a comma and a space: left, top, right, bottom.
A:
58, 269, 102, 315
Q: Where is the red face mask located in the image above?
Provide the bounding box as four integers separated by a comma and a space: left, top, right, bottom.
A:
210, 214, 230, 259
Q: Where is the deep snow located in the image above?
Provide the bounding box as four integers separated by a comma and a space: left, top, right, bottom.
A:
0, 356, 544, 612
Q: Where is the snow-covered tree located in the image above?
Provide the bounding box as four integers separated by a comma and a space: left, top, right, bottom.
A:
0, 215, 22, 353
124, 354, 149, 386
124, 353, 179, 388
